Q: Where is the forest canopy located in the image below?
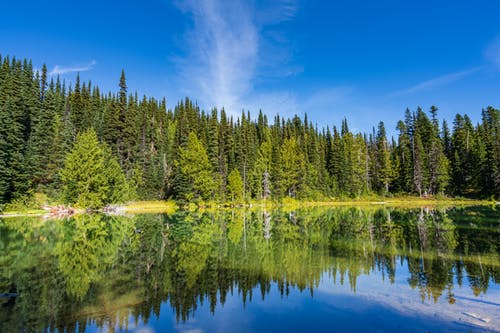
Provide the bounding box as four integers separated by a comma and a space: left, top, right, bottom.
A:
0, 55, 498, 208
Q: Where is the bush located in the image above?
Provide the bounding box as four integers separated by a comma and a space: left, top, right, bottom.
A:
3, 191, 47, 212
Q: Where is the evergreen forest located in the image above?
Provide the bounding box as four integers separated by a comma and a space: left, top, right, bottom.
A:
0, 55, 498, 208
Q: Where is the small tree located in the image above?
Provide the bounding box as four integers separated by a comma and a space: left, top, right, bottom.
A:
60, 128, 128, 209
175, 132, 216, 202
279, 138, 305, 197
227, 169, 244, 202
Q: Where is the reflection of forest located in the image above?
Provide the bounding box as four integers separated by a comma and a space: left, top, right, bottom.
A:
0, 206, 498, 332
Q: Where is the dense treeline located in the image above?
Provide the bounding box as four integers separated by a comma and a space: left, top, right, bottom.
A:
0, 55, 498, 207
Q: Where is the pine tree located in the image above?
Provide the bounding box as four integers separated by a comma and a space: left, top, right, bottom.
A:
102, 144, 129, 203
0, 96, 29, 201
413, 132, 425, 197
442, 119, 451, 159
480, 107, 500, 196
351, 133, 369, 196
27, 83, 56, 189
60, 128, 127, 208
175, 132, 216, 202
117, 69, 127, 165
427, 107, 449, 194
279, 137, 305, 197
395, 120, 412, 193
69, 74, 85, 132
251, 139, 272, 199
40, 64, 48, 102
451, 114, 476, 195
0, 99, 15, 203
218, 108, 230, 197
207, 108, 222, 199
374, 121, 393, 194
338, 122, 355, 196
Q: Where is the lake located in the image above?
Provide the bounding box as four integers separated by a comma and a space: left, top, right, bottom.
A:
0, 206, 498, 332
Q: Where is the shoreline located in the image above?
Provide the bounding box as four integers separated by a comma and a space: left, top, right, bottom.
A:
0, 197, 495, 217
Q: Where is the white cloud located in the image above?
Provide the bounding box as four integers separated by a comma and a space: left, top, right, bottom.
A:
48, 60, 97, 76
391, 67, 481, 96
173, 0, 299, 116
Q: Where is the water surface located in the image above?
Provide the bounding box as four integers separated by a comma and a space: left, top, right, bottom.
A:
1, 206, 498, 332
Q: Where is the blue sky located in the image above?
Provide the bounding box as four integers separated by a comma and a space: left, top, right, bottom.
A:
2, 0, 500, 134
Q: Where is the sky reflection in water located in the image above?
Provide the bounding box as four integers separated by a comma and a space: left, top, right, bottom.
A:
1, 206, 498, 333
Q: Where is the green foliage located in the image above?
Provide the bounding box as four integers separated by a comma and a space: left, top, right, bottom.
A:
278, 137, 305, 197
55, 214, 130, 299
227, 168, 244, 202
373, 122, 393, 194
103, 146, 129, 203
125, 164, 144, 201
3, 190, 43, 212
0, 54, 498, 205
1, 206, 497, 330
60, 128, 128, 208
175, 132, 217, 202
250, 139, 273, 199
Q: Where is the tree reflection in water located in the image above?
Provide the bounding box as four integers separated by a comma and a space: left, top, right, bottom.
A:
0, 206, 498, 332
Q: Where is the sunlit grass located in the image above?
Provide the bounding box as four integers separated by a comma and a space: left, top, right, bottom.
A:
1, 196, 493, 217
122, 200, 177, 214
122, 196, 492, 214
255, 196, 493, 210
0, 209, 46, 216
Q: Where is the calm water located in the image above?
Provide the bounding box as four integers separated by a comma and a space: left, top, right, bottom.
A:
0, 206, 499, 333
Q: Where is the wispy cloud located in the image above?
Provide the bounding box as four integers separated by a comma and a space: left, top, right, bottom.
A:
241, 86, 353, 125
173, 0, 298, 114
256, 0, 299, 25
392, 67, 481, 96
485, 37, 500, 69
48, 60, 97, 76
134, 327, 155, 333
178, 330, 203, 333
302, 87, 354, 111
242, 91, 300, 119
